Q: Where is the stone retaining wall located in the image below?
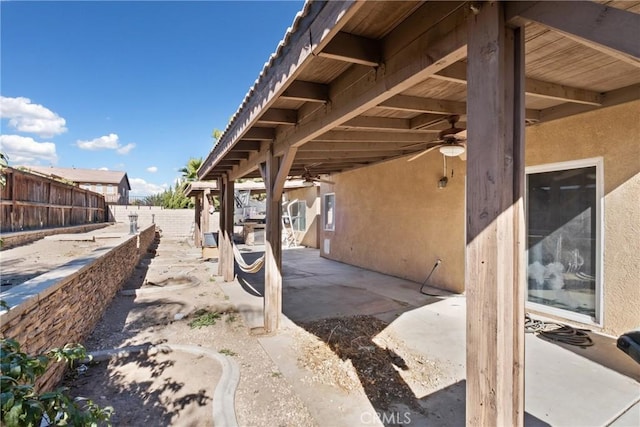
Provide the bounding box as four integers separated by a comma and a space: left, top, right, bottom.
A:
0, 225, 157, 391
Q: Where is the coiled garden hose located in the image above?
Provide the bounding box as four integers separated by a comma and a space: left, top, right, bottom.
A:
525, 313, 593, 347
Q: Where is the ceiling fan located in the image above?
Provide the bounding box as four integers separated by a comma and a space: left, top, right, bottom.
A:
406, 115, 467, 162
300, 165, 335, 185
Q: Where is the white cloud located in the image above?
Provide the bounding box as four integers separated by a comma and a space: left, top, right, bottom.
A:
146, 166, 158, 173
0, 96, 67, 138
116, 143, 135, 155
129, 177, 168, 196
76, 133, 119, 150
98, 167, 109, 171
76, 133, 135, 155
0, 134, 58, 165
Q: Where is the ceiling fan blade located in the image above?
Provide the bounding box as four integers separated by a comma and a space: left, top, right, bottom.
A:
401, 139, 437, 149
408, 144, 441, 162
314, 178, 335, 185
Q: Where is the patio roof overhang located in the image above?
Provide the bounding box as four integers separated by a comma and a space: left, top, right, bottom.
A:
198, 0, 639, 183
197, 1, 639, 425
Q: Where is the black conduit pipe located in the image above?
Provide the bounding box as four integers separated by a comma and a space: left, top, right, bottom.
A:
419, 259, 442, 296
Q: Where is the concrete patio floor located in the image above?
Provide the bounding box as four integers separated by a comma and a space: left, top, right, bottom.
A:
214, 246, 639, 427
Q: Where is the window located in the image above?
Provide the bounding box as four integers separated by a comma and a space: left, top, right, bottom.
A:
95, 184, 103, 194
286, 200, 306, 232
106, 185, 115, 194
323, 193, 335, 231
526, 158, 602, 324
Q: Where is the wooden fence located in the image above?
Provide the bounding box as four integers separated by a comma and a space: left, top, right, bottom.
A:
0, 167, 107, 233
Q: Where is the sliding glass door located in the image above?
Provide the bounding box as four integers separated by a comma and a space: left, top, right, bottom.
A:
526, 159, 602, 323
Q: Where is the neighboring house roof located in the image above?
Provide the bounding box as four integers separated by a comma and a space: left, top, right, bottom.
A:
24, 166, 131, 190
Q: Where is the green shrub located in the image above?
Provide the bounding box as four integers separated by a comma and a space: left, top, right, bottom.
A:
187, 309, 221, 329
0, 338, 113, 426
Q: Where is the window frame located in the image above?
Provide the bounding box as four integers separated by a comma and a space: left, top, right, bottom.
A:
525, 157, 604, 326
288, 200, 306, 232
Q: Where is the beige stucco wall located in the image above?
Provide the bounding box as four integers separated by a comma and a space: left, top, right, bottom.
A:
285, 186, 320, 248
320, 100, 639, 335
526, 100, 640, 336
319, 151, 466, 293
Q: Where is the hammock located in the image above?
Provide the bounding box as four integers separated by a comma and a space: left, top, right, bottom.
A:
232, 244, 265, 274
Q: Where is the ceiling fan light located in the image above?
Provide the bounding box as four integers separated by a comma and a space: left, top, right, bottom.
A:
439, 144, 465, 157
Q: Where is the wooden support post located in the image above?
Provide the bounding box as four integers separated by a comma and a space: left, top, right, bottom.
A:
194, 193, 202, 247
466, 3, 525, 427
222, 176, 235, 282
203, 189, 211, 234
202, 188, 211, 243
217, 178, 226, 277
264, 146, 283, 333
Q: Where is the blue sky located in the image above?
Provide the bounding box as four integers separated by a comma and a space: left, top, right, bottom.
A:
1, 0, 304, 195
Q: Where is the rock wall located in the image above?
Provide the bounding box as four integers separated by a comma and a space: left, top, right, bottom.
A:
0, 225, 157, 391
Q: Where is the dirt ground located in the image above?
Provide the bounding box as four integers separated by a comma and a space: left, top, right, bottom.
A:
58, 236, 317, 427
3, 228, 443, 426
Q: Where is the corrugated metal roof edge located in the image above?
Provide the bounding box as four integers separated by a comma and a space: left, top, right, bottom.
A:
202, 0, 317, 172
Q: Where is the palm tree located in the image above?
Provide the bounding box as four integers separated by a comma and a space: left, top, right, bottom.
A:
179, 157, 203, 183
212, 128, 222, 145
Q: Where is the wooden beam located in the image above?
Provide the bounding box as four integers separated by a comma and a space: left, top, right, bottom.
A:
228, 3, 468, 180
339, 116, 412, 131
264, 146, 282, 333
466, 3, 525, 426
524, 78, 602, 106
228, 141, 270, 182
539, 83, 640, 123
243, 128, 276, 141
234, 140, 262, 151
506, 1, 640, 67
296, 150, 404, 160
433, 61, 604, 105
409, 113, 452, 130
319, 31, 380, 66
257, 108, 298, 125
380, 95, 467, 115
272, 5, 469, 158
223, 152, 251, 160
313, 130, 439, 142
272, 147, 298, 199
218, 160, 242, 166
300, 141, 427, 152
281, 81, 329, 103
